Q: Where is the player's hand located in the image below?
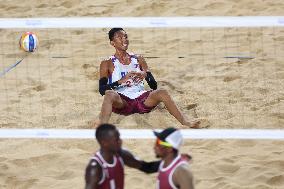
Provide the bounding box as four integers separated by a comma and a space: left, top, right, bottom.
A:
118, 71, 136, 84
132, 71, 147, 83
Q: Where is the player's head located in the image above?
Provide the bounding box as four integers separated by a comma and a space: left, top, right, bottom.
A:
153, 127, 183, 158
95, 123, 122, 153
108, 28, 124, 41
108, 28, 129, 50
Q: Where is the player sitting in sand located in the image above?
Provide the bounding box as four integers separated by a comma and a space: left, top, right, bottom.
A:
97, 28, 200, 128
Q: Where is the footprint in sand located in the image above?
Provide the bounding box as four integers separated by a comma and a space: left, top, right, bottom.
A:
184, 103, 210, 129
159, 80, 184, 94
43, 97, 62, 108
81, 64, 99, 80
32, 84, 46, 92
186, 103, 198, 110
159, 80, 176, 91
36, 3, 48, 8
223, 75, 241, 82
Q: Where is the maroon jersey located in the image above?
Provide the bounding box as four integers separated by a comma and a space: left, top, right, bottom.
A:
92, 151, 124, 189
157, 155, 188, 189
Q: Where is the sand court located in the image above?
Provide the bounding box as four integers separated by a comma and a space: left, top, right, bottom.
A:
0, 23, 283, 189
1, 0, 284, 188
1, 26, 283, 129
0, 139, 283, 188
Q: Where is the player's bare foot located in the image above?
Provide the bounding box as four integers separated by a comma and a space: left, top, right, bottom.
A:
182, 119, 201, 129
182, 119, 210, 129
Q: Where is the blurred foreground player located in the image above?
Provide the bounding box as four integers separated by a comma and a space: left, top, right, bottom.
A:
154, 127, 195, 189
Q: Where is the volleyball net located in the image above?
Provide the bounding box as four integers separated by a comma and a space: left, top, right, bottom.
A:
0, 17, 283, 139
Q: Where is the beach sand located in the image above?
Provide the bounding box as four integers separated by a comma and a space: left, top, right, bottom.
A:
0, 0, 284, 188
0, 139, 283, 189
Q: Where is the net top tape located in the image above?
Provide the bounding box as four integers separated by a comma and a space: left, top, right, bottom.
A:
1, 17, 284, 28
0, 129, 284, 140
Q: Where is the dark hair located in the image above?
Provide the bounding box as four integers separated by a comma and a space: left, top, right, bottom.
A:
108, 28, 124, 41
95, 123, 117, 142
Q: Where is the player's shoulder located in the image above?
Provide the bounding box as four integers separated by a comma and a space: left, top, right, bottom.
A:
100, 58, 112, 64
174, 163, 192, 177
100, 57, 113, 68
85, 157, 103, 185
87, 158, 99, 168
87, 158, 103, 173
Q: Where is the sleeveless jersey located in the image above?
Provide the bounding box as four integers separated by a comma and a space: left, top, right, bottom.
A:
92, 151, 124, 189
157, 155, 188, 189
108, 54, 146, 99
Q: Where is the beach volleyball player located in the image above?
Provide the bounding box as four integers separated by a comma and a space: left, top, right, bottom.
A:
154, 127, 195, 189
85, 123, 192, 189
85, 123, 193, 189
85, 123, 161, 189
97, 28, 200, 128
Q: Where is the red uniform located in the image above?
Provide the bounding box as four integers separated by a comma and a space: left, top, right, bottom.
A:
108, 54, 156, 115
92, 151, 124, 189
157, 155, 188, 189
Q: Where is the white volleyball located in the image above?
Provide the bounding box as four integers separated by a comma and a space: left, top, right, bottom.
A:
19, 32, 38, 52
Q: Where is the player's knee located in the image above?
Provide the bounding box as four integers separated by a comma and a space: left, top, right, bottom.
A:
152, 89, 171, 102
157, 89, 170, 97
104, 90, 119, 101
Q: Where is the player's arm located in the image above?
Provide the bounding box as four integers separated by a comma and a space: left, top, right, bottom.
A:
119, 148, 160, 174
137, 55, 157, 90
98, 60, 121, 96
85, 159, 103, 189
99, 60, 136, 95
172, 164, 195, 189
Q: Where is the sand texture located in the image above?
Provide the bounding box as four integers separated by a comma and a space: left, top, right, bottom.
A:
0, 0, 284, 188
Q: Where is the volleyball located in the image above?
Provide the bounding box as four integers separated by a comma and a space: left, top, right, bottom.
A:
19, 32, 38, 52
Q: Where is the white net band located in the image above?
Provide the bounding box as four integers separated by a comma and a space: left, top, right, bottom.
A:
0, 17, 284, 28
0, 129, 283, 139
